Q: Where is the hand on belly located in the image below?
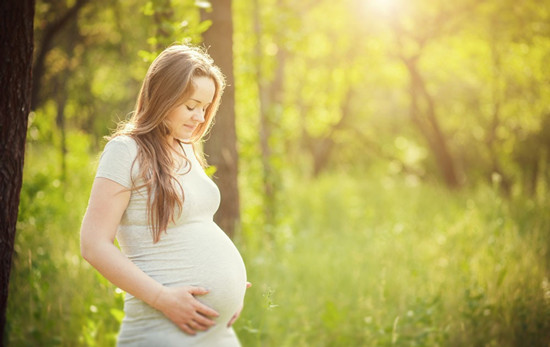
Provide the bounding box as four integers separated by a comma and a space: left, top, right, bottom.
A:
151, 285, 219, 335
194, 277, 248, 326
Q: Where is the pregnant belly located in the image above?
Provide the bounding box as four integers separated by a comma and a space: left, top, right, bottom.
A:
120, 222, 247, 325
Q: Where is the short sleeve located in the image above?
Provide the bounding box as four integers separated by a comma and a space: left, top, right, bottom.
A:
95, 136, 138, 189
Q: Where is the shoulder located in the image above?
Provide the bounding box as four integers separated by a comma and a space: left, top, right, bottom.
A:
96, 135, 139, 188
106, 134, 138, 149
103, 135, 138, 158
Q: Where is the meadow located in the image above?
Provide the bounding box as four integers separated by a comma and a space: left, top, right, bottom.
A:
6, 139, 550, 346
8, 0, 550, 345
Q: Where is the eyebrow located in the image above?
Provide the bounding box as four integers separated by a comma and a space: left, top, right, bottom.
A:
189, 98, 212, 105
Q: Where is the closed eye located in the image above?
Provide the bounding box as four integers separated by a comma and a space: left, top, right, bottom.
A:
186, 106, 195, 111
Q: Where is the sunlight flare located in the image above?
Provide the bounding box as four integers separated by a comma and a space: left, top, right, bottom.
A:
367, 0, 399, 16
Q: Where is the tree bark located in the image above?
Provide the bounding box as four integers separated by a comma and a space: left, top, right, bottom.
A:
0, 0, 35, 341
200, 0, 240, 238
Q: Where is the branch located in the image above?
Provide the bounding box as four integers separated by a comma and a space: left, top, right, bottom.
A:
31, 0, 89, 110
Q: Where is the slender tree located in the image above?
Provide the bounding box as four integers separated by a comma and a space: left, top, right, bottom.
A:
389, 6, 466, 188
200, 0, 240, 238
0, 0, 35, 341
31, 0, 88, 110
252, 0, 287, 225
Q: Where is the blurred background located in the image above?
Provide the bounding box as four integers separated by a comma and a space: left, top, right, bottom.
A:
6, 0, 550, 346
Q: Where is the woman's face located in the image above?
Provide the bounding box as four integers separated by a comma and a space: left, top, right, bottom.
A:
166, 76, 215, 143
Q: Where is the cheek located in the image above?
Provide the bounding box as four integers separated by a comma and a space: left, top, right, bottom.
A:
167, 110, 182, 125
174, 109, 191, 122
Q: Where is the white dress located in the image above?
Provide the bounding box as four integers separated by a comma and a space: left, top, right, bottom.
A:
95, 136, 247, 347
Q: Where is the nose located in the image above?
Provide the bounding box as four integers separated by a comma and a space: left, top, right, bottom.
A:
193, 109, 205, 123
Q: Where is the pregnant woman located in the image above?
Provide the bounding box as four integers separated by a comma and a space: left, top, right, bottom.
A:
80, 45, 248, 346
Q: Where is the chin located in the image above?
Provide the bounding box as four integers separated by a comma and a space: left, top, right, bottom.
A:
175, 133, 193, 141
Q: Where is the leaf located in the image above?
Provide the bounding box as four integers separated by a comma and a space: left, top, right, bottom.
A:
142, 1, 154, 16
110, 308, 125, 323
205, 165, 217, 178
195, 19, 212, 34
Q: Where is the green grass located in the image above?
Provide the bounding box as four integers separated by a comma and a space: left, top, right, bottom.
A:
6, 135, 123, 347
235, 173, 550, 347
6, 142, 550, 346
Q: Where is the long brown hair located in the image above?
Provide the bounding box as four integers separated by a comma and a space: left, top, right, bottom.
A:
112, 44, 225, 242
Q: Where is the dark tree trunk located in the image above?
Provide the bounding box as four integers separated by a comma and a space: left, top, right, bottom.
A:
200, 0, 240, 238
0, 0, 35, 342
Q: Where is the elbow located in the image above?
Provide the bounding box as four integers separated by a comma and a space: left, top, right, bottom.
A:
80, 229, 114, 265
80, 237, 93, 263
80, 229, 99, 264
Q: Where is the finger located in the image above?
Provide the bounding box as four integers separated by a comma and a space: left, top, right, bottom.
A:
246, 282, 252, 288
194, 313, 217, 327
186, 286, 209, 296
180, 324, 196, 335
195, 302, 219, 317
189, 319, 209, 331
227, 314, 237, 328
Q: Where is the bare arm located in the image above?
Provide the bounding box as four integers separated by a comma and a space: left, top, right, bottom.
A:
80, 177, 218, 334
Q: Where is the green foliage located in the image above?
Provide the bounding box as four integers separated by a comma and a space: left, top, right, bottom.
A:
32, 0, 210, 148
234, 172, 550, 346
9, 0, 550, 345
8, 136, 550, 346
6, 136, 123, 347
233, 0, 550, 191
138, 0, 211, 63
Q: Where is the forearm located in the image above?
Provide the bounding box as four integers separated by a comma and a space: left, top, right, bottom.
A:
82, 241, 163, 308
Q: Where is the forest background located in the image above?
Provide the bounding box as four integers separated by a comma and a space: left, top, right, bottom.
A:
5, 0, 550, 346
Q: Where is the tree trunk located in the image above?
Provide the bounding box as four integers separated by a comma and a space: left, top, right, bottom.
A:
56, 89, 68, 182
152, 0, 174, 51
200, 0, 240, 238
252, 0, 286, 225
0, 0, 35, 341
485, 40, 512, 195
30, 0, 88, 110
253, 0, 275, 224
404, 57, 461, 188
309, 88, 354, 177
